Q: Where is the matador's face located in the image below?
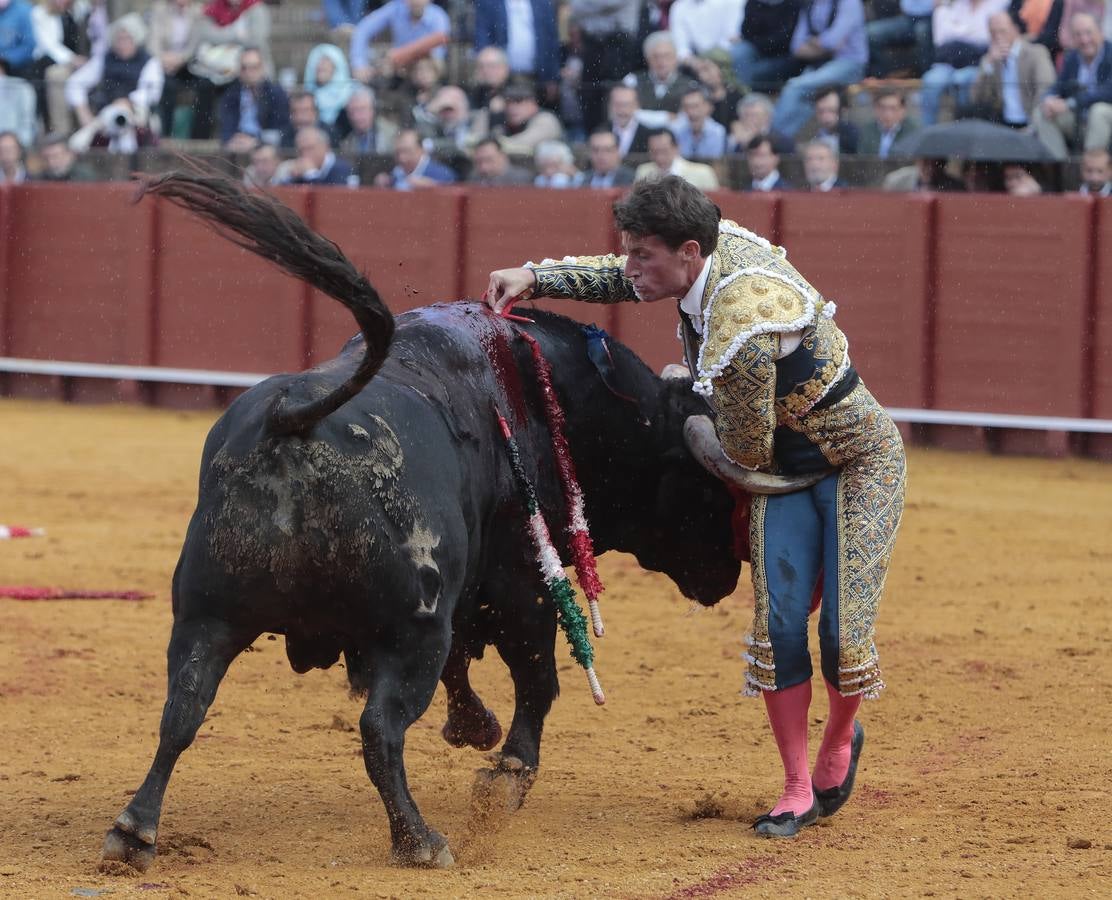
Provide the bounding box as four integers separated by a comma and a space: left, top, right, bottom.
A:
620, 233, 701, 303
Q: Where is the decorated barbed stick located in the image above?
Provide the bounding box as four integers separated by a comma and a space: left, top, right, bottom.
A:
494, 408, 605, 705
0, 525, 45, 540
514, 329, 606, 638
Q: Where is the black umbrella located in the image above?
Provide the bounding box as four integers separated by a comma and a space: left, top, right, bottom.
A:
891, 119, 1055, 162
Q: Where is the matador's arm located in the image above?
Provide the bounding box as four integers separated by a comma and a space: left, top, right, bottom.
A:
709, 333, 780, 472
526, 254, 639, 304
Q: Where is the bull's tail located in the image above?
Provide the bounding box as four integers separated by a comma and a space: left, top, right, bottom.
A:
136, 168, 394, 437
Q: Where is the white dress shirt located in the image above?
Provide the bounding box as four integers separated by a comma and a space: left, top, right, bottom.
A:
669, 0, 744, 59
1000, 41, 1026, 125
505, 0, 537, 74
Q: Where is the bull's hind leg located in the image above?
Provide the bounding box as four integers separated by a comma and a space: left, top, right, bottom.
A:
440, 640, 502, 751
101, 617, 254, 872
352, 625, 453, 867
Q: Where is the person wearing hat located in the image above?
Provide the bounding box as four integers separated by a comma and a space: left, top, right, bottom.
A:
491, 78, 563, 156
65, 13, 163, 129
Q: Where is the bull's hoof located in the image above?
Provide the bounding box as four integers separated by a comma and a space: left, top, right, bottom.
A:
471, 753, 537, 816
441, 706, 502, 751
390, 831, 454, 869
100, 825, 156, 873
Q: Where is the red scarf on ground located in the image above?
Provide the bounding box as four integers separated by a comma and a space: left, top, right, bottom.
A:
203, 0, 263, 27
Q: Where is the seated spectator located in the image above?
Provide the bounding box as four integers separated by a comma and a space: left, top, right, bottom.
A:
731, 0, 803, 92
66, 13, 163, 130
30, 0, 89, 134
772, 0, 868, 137
304, 43, 353, 130
469, 44, 510, 130
403, 55, 444, 121
671, 84, 727, 157
422, 85, 478, 157
338, 85, 398, 154
727, 92, 794, 153
280, 90, 320, 148
802, 139, 847, 190
0, 59, 36, 147
474, 0, 561, 100
147, 0, 213, 139
281, 125, 357, 186
0, 0, 35, 78
0, 130, 27, 183
571, 0, 641, 133
867, 0, 934, 77
858, 88, 919, 158
883, 157, 966, 191
217, 45, 289, 151
374, 126, 456, 188
533, 139, 583, 187
468, 135, 532, 184
1033, 12, 1112, 158
243, 140, 284, 186
968, 12, 1056, 128
1003, 162, 1043, 193
744, 134, 792, 190
584, 127, 635, 187
623, 31, 697, 122
919, 0, 1009, 126
492, 78, 563, 155
1080, 147, 1111, 194
608, 83, 652, 157
795, 85, 858, 154
634, 127, 720, 189
669, 0, 744, 62
688, 50, 747, 128
350, 0, 450, 85
193, 0, 275, 82
34, 131, 95, 179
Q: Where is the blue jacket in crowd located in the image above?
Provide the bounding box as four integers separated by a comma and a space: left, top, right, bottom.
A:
0, 0, 36, 71
474, 0, 561, 84
1048, 42, 1112, 113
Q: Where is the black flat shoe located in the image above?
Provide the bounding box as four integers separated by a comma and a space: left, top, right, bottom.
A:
752, 794, 820, 838
815, 720, 865, 818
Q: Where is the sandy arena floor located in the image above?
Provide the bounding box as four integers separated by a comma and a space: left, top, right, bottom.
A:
0, 398, 1110, 899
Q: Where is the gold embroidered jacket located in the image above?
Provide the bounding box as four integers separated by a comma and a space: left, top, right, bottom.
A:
528, 220, 887, 475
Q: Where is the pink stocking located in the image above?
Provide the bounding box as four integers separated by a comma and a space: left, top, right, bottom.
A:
812, 679, 862, 790
762, 680, 813, 816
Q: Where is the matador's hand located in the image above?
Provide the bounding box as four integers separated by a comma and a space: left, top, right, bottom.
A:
484, 267, 537, 314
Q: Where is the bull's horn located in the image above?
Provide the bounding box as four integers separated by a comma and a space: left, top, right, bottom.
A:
683, 415, 831, 495
660, 363, 691, 380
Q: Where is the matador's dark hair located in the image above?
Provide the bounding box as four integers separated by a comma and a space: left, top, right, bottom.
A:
612, 175, 721, 257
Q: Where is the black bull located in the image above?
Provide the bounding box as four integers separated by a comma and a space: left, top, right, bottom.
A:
101, 172, 743, 871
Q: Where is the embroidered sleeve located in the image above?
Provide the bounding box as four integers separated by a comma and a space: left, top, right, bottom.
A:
526, 254, 638, 304
709, 333, 779, 471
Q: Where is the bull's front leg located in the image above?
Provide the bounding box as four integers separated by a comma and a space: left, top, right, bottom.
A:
355, 625, 453, 867
101, 616, 254, 872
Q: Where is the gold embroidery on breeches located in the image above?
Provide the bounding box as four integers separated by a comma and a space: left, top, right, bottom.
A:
743, 494, 777, 696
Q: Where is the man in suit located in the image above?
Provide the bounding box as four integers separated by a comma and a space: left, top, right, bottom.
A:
338, 86, 399, 155
794, 86, 859, 154
744, 134, 793, 191
609, 84, 653, 157
468, 136, 533, 185
857, 89, 918, 158
474, 0, 561, 100
622, 31, 698, 118
585, 128, 635, 187
671, 85, 728, 158
969, 12, 1056, 128
1033, 12, 1112, 159
802, 139, 848, 190
218, 47, 290, 152
375, 126, 457, 189
634, 128, 720, 190
283, 126, 357, 187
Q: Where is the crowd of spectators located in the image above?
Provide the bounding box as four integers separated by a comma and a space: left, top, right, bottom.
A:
1, 0, 1111, 196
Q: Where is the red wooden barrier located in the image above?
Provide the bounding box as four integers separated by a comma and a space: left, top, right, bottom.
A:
613, 192, 780, 377
779, 192, 933, 409
1089, 198, 1112, 459
4, 184, 155, 401
461, 188, 621, 332
0, 186, 10, 358
308, 188, 466, 364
